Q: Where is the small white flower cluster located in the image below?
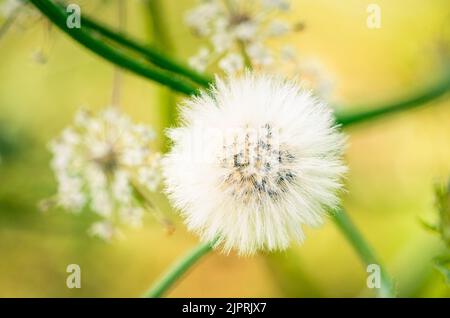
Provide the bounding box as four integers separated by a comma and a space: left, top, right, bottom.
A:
185, 0, 334, 98
47, 107, 163, 240
186, 0, 296, 73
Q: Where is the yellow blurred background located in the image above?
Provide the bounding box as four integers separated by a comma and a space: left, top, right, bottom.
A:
0, 0, 449, 297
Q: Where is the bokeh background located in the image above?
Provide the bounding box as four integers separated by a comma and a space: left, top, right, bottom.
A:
0, 0, 449, 297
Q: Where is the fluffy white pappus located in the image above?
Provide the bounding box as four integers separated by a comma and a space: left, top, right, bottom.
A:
163, 73, 347, 255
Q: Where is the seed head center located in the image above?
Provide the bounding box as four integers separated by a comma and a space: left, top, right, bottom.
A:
220, 124, 296, 201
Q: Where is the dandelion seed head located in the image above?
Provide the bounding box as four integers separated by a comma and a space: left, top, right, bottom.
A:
163, 73, 347, 255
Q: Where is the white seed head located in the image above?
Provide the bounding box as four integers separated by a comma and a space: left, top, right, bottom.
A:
163, 73, 347, 255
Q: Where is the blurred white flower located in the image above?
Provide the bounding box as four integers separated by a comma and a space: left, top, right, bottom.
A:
184, 0, 221, 36
0, 0, 39, 27
0, 0, 22, 18
45, 107, 164, 239
163, 73, 347, 255
295, 58, 335, 99
185, 0, 335, 98
211, 31, 233, 53
261, 0, 290, 10
30, 49, 48, 64
188, 47, 211, 72
280, 52, 335, 99
219, 52, 244, 74
185, 0, 299, 73
89, 221, 122, 241
267, 20, 290, 36
247, 43, 273, 66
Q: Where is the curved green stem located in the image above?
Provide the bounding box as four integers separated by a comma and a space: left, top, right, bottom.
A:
143, 238, 217, 298
78, 8, 212, 87
30, 0, 198, 95
336, 75, 450, 127
332, 208, 396, 297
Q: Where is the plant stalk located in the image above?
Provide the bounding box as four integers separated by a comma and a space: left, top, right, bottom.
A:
332, 208, 396, 297
143, 238, 217, 298
336, 76, 450, 127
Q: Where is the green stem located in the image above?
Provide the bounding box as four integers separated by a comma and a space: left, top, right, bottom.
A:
146, 0, 173, 52
52, 0, 210, 87
336, 75, 450, 127
332, 208, 396, 297
143, 238, 217, 298
79, 9, 211, 87
30, 0, 198, 95
146, 0, 178, 148
238, 40, 253, 69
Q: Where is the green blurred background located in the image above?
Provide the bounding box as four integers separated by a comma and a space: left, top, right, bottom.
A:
0, 0, 449, 297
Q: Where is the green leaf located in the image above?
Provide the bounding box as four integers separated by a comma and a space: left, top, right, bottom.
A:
434, 254, 450, 286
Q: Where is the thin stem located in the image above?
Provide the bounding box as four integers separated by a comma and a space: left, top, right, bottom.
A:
146, 0, 173, 52
336, 75, 450, 127
238, 40, 253, 69
332, 208, 396, 297
143, 238, 218, 298
146, 0, 178, 149
30, 0, 199, 96
110, 0, 126, 107
109, 58, 124, 106
221, 0, 253, 69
